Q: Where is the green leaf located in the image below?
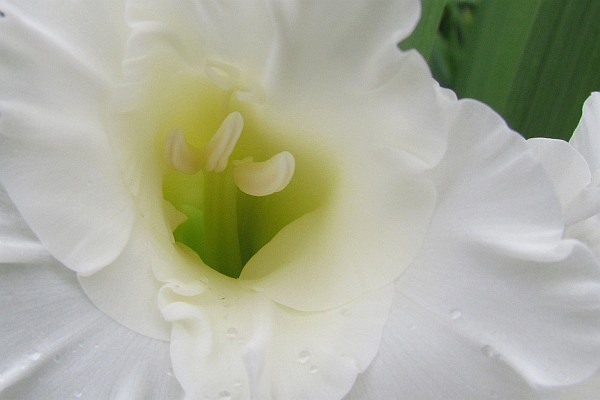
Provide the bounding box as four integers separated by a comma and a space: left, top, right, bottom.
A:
400, 0, 448, 60
450, 0, 600, 140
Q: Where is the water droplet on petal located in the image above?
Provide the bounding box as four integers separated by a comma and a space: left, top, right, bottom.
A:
28, 351, 41, 361
218, 390, 232, 400
53, 354, 61, 363
233, 380, 242, 388
225, 327, 238, 340
449, 309, 462, 320
74, 391, 83, 398
481, 345, 498, 358
309, 365, 319, 374
297, 350, 311, 364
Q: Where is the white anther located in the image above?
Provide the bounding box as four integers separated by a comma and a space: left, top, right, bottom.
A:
205, 60, 240, 91
165, 129, 202, 174
204, 112, 244, 172
233, 151, 295, 197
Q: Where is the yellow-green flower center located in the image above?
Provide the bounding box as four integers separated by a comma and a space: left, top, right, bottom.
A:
160, 62, 334, 278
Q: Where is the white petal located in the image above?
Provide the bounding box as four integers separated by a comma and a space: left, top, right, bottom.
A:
347, 300, 539, 400
0, 260, 181, 399
566, 214, 600, 261
398, 239, 600, 388
239, 151, 436, 311
554, 374, 600, 400
0, 1, 136, 274
125, 0, 420, 87
570, 92, 600, 173
123, 0, 445, 167
0, 184, 47, 263
159, 273, 393, 400
348, 98, 600, 398
527, 138, 591, 211
265, 0, 420, 90
428, 99, 566, 255
528, 94, 600, 226
78, 220, 171, 342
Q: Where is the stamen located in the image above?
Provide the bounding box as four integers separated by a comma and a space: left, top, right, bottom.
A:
233, 151, 296, 196
164, 129, 202, 174
204, 112, 244, 173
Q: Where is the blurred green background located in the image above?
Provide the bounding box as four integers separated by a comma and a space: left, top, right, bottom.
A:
400, 0, 600, 141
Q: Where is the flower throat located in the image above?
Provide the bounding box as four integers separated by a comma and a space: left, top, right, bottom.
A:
160, 63, 326, 279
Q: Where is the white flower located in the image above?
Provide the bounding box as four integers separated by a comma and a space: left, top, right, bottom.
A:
1, 1, 600, 399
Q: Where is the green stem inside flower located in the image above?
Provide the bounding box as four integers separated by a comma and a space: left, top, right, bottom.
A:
202, 169, 243, 278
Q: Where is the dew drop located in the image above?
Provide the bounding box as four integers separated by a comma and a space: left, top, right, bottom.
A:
297, 350, 311, 364
28, 351, 41, 361
218, 390, 232, 400
166, 368, 174, 377
225, 327, 238, 340
481, 345, 498, 358
309, 365, 319, 374
53, 354, 61, 363
449, 309, 462, 320
74, 391, 83, 398
233, 380, 242, 388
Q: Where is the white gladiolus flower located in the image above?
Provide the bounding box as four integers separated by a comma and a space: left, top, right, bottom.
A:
1, 1, 600, 399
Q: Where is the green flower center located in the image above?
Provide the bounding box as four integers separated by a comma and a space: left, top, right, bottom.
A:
160, 62, 334, 278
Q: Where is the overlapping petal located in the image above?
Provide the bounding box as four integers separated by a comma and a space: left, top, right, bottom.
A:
0, 184, 47, 263
571, 93, 600, 174
0, 258, 181, 399
348, 99, 600, 398
0, 1, 135, 274
528, 93, 600, 239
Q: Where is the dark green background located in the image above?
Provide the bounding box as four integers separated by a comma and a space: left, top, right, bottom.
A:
401, 0, 600, 140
